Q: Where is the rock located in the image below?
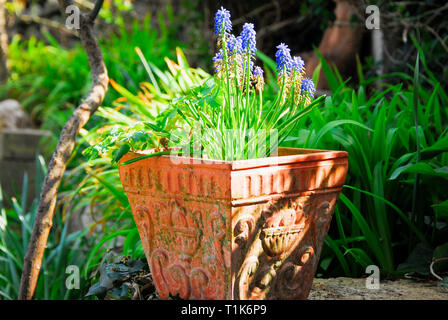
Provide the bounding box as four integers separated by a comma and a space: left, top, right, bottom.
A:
0, 99, 33, 130
309, 277, 448, 300
0, 128, 51, 207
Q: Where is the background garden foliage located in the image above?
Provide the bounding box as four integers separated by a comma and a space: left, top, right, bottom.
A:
0, 0, 447, 299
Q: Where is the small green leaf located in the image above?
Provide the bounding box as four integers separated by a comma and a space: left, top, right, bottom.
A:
112, 144, 131, 164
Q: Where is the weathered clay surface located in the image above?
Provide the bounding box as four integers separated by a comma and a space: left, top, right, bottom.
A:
309, 277, 448, 300
119, 147, 348, 300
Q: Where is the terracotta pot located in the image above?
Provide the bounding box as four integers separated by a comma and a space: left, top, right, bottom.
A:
118, 147, 348, 300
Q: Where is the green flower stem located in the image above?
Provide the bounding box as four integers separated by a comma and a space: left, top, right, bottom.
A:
264, 72, 286, 128
256, 91, 263, 129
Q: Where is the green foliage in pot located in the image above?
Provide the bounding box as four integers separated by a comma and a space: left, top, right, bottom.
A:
86, 7, 323, 164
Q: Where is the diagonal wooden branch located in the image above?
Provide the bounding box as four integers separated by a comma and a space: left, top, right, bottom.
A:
18, 0, 108, 300
0, 0, 9, 84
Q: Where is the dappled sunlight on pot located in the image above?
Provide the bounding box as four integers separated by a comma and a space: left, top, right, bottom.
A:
118, 147, 348, 299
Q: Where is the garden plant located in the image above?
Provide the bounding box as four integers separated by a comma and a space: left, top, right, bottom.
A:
0, 0, 447, 301
105, 7, 349, 300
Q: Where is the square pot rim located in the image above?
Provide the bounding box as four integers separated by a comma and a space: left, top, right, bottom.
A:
120, 147, 348, 171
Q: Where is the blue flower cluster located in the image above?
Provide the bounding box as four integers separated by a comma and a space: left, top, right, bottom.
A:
301, 78, 316, 97
293, 56, 304, 73
213, 7, 258, 84
241, 23, 257, 54
253, 66, 264, 77
212, 50, 223, 72
227, 34, 242, 55
275, 43, 306, 76
212, 7, 316, 103
275, 43, 293, 73
214, 6, 232, 36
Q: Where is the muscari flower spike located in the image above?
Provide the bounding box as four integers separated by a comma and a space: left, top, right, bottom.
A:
301, 78, 316, 97
240, 23, 257, 54
214, 6, 232, 36
275, 43, 293, 74
253, 66, 264, 77
253, 66, 265, 92
292, 56, 305, 73
213, 50, 223, 73
227, 34, 243, 55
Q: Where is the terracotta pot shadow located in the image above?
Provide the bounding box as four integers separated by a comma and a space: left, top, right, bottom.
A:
118, 147, 348, 299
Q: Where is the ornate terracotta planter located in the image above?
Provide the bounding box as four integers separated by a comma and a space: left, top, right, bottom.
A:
118, 147, 348, 300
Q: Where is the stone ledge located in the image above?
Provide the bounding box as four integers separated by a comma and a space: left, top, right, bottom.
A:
0, 128, 51, 160
309, 277, 448, 300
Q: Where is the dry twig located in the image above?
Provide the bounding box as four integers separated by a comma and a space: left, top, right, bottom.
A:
430, 258, 448, 282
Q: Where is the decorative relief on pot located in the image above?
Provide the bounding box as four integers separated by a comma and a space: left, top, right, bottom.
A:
234, 196, 321, 299
134, 204, 153, 254
150, 248, 191, 299
312, 200, 333, 254
260, 202, 305, 258
157, 200, 202, 262
150, 248, 223, 299
150, 248, 172, 299
190, 268, 213, 299
236, 244, 317, 299
236, 256, 259, 300
234, 215, 255, 247
295, 195, 311, 221
275, 245, 316, 299
167, 263, 191, 299
209, 211, 231, 269
190, 256, 223, 299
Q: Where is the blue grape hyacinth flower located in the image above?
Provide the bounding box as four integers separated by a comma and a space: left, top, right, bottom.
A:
214, 7, 232, 36
301, 78, 316, 97
213, 50, 223, 73
240, 23, 257, 54
253, 66, 264, 77
275, 43, 293, 73
213, 51, 223, 63
292, 56, 305, 73
253, 66, 265, 92
227, 34, 243, 55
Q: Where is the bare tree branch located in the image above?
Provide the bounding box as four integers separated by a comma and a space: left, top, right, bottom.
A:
18, 0, 108, 300
0, 0, 8, 84
87, 0, 104, 22
15, 13, 78, 37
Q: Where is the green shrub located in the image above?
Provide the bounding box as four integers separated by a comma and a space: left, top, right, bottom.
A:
280, 45, 448, 277
0, 156, 94, 300
1, 10, 184, 142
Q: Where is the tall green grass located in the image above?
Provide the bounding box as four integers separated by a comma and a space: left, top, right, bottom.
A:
279, 44, 448, 277
0, 156, 94, 299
